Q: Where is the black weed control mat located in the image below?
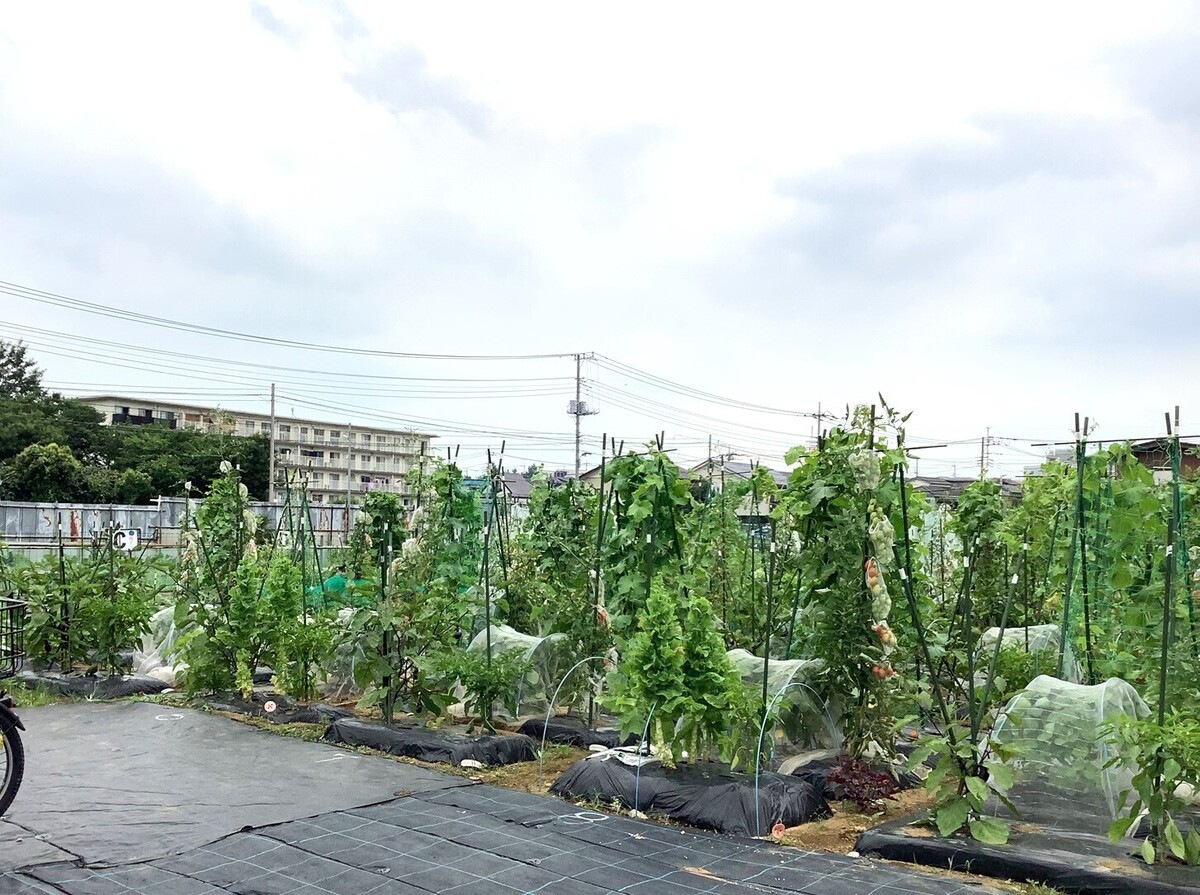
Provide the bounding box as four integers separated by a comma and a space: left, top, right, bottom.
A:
516, 717, 633, 749
857, 815, 1200, 894
206, 690, 353, 724
325, 717, 539, 767
15, 669, 168, 699
550, 755, 829, 837
4, 702, 464, 866
6, 784, 1007, 895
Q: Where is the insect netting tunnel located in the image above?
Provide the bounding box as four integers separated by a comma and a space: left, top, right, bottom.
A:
987, 674, 1149, 833
978, 623, 1082, 685
725, 648, 841, 760
465, 624, 577, 719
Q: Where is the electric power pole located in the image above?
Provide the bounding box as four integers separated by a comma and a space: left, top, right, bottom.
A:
569, 353, 598, 478
269, 383, 276, 504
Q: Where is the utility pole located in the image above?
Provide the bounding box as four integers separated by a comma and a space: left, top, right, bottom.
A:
980, 435, 986, 477
568, 353, 597, 478
268, 383, 276, 504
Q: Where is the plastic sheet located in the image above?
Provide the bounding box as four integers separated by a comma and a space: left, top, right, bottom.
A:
516, 717, 634, 749
726, 648, 839, 751
5, 702, 462, 866
857, 815, 1200, 894
132, 604, 184, 687
12, 783, 1008, 894
324, 716, 538, 767
550, 753, 829, 837
205, 691, 352, 725
15, 669, 168, 699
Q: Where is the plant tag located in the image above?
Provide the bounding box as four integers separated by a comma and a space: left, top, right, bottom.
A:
646, 534, 652, 544
769, 542, 776, 554
963, 557, 970, 569
1011, 573, 1019, 585
899, 568, 908, 581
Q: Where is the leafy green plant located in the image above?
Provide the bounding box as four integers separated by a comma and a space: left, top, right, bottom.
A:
605, 577, 688, 761
773, 403, 908, 759
433, 647, 531, 732
1106, 711, 1200, 865
172, 464, 321, 699
16, 540, 166, 673
908, 723, 1017, 844
339, 459, 482, 720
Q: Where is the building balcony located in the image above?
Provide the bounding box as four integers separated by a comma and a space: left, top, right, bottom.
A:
111, 413, 177, 428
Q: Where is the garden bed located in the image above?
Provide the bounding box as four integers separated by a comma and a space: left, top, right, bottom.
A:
550, 752, 829, 837
16, 668, 168, 699
856, 814, 1200, 894
204, 690, 353, 725
323, 716, 538, 767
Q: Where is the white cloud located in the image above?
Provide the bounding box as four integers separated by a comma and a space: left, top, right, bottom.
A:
1, 1, 1198, 475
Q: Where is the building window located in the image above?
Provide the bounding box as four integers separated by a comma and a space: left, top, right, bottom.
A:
314, 428, 325, 439
312, 472, 324, 483
330, 429, 341, 439
420, 440, 428, 454
260, 422, 270, 432
243, 420, 255, 433
311, 493, 323, 504
329, 473, 340, 484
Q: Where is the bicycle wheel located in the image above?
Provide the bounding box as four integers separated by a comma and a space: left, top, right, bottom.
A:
0, 717, 24, 817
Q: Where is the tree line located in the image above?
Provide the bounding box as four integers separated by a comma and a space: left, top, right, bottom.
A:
0, 340, 268, 504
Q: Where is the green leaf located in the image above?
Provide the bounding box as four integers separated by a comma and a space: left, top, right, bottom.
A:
1165, 819, 1186, 860
1185, 828, 1200, 866
935, 798, 970, 837
985, 762, 1014, 793
968, 817, 1009, 845
964, 775, 989, 803
1108, 816, 1135, 842
1141, 838, 1156, 865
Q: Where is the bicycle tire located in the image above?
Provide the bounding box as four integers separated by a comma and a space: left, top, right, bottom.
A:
0, 716, 24, 817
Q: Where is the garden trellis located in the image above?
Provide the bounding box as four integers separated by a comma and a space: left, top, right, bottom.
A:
7, 404, 1200, 879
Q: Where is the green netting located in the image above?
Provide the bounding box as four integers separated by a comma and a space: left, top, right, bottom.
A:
989, 674, 1149, 832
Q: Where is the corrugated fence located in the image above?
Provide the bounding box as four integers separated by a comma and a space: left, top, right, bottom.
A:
0, 498, 357, 548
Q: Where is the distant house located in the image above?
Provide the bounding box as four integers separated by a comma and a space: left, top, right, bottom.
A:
908, 476, 1022, 507
499, 472, 533, 506
472, 471, 535, 524
688, 459, 790, 522
1129, 440, 1200, 481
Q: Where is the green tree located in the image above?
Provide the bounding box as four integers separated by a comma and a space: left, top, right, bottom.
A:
3, 442, 83, 501
0, 340, 44, 399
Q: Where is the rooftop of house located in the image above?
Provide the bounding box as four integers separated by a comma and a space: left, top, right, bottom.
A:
908, 475, 1023, 506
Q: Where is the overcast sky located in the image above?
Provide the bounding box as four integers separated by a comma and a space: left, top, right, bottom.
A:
2, 2, 1199, 477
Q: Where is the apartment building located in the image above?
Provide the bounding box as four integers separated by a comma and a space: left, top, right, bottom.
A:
82, 396, 434, 506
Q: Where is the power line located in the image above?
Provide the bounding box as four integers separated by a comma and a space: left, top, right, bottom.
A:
1, 281, 578, 361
